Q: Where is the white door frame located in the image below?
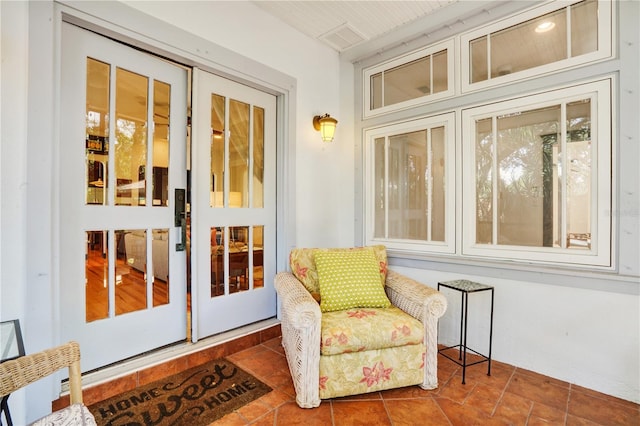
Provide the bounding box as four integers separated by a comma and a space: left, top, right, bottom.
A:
52, 1, 296, 333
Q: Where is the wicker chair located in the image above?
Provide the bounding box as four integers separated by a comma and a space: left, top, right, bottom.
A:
276, 247, 448, 408
0, 341, 96, 425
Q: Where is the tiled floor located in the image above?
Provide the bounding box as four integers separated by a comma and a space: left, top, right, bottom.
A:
62, 328, 638, 426
217, 338, 639, 426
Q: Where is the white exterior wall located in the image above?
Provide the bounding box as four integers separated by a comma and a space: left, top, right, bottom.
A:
0, 0, 31, 420
0, 0, 637, 423
352, 0, 640, 405
394, 266, 639, 404
122, 0, 353, 249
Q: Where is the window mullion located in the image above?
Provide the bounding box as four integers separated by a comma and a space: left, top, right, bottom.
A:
223, 97, 230, 208
429, 54, 434, 96
566, 5, 572, 58
146, 78, 154, 209
381, 71, 385, 108
560, 103, 568, 248
427, 128, 433, 241
146, 77, 154, 309
487, 35, 492, 80
248, 105, 254, 208
491, 115, 498, 245
223, 97, 231, 290
247, 105, 254, 286
384, 136, 389, 239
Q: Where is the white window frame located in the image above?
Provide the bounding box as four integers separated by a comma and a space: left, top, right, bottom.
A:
460, 0, 613, 93
364, 112, 456, 254
461, 77, 613, 268
363, 39, 455, 118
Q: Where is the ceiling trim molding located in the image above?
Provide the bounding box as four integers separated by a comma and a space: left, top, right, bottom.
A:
342, 0, 540, 66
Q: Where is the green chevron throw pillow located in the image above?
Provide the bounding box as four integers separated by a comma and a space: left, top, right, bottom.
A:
315, 248, 391, 313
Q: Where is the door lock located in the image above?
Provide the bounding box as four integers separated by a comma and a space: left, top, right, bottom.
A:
175, 188, 186, 251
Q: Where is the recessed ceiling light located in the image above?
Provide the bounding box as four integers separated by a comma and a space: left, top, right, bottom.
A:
535, 21, 555, 33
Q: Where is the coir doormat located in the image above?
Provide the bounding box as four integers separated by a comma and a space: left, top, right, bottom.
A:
88, 359, 272, 426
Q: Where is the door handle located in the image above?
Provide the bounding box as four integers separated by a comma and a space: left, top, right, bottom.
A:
175, 188, 186, 251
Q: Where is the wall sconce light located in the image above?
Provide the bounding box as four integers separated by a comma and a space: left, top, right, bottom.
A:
313, 114, 338, 142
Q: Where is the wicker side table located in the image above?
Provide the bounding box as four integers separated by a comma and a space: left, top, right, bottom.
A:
438, 279, 494, 384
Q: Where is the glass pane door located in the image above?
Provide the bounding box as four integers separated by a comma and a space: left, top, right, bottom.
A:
61, 23, 187, 371
193, 69, 276, 340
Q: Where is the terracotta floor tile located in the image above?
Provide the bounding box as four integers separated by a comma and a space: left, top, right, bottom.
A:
137, 357, 188, 386
237, 350, 288, 379
51, 395, 71, 411
529, 400, 567, 424
259, 368, 294, 390
527, 418, 563, 426
272, 379, 296, 399
439, 347, 488, 368
568, 387, 640, 425
493, 391, 533, 425
83, 372, 138, 406
435, 397, 508, 426
566, 413, 603, 426
64, 376, 148, 411
228, 345, 270, 363
463, 383, 503, 417
436, 377, 477, 404
331, 400, 391, 425
456, 361, 514, 390
385, 398, 450, 425
380, 385, 435, 399
436, 364, 459, 386
236, 399, 272, 423
260, 326, 282, 343
188, 345, 228, 368
274, 401, 332, 425
248, 410, 275, 426
255, 389, 295, 409
76, 332, 640, 426
515, 367, 570, 389
332, 391, 382, 401
262, 337, 284, 355
226, 334, 262, 355
506, 371, 570, 410
572, 384, 640, 410
212, 411, 249, 425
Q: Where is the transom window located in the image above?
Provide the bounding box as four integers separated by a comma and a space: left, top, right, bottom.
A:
363, 39, 454, 118
461, 0, 611, 92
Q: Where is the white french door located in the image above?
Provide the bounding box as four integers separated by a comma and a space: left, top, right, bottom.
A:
192, 69, 277, 339
59, 23, 188, 371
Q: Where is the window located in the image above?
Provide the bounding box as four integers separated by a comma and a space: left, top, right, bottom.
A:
461, 0, 611, 92
462, 79, 612, 267
363, 39, 454, 118
358, 0, 616, 271
365, 113, 455, 254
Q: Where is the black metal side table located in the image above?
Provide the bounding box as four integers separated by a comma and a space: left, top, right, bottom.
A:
1, 319, 25, 426
438, 279, 494, 384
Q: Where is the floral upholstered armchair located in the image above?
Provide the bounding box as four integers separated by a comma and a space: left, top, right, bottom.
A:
274, 246, 447, 408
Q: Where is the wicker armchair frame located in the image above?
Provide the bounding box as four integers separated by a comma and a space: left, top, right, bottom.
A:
275, 269, 447, 408
0, 341, 84, 404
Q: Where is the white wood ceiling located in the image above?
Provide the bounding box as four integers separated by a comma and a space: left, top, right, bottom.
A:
251, 0, 458, 52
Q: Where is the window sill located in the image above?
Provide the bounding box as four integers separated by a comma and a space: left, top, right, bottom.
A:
387, 250, 639, 295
